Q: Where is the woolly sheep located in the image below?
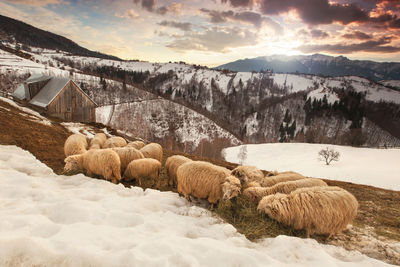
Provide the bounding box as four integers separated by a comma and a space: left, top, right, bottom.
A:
123, 158, 161, 186
243, 178, 328, 203
89, 133, 107, 149
64, 134, 88, 157
259, 172, 306, 187
111, 147, 144, 172
140, 143, 163, 162
165, 155, 193, 186
64, 149, 122, 184
231, 165, 264, 185
103, 136, 127, 148
177, 161, 241, 206
126, 140, 146, 150
257, 186, 358, 238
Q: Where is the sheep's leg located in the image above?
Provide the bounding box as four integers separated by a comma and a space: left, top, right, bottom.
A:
306, 229, 310, 238
86, 170, 93, 177
138, 177, 142, 186
111, 178, 117, 184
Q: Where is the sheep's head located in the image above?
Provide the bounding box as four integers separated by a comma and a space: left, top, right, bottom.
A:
221, 176, 241, 201
257, 193, 285, 218
231, 167, 248, 185
64, 155, 82, 172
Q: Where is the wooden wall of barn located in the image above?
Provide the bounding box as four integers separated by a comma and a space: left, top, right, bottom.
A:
47, 81, 96, 122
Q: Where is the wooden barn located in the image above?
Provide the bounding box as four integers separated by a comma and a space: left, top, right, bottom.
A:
13, 75, 97, 122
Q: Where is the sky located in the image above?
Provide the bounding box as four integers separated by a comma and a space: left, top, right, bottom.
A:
0, 0, 400, 66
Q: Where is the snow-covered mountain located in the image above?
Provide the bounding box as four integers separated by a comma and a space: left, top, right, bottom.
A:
217, 54, 400, 81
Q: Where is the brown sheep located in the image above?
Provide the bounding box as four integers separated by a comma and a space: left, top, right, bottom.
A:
243, 178, 328, 203
89, 133, 107, 149
140, 143, 163, 162
126, 140, 146, 150
103, 136, 127, 148
231, 165, 264, 185
259, 172, 305, 187
64, 149, 122, 184
111, 147, 144, 173
177, 161, 241, 207
257, 186, 358, 238
123, 158, 161, 186
64, 134, 88, 157
165, 155, 193, 187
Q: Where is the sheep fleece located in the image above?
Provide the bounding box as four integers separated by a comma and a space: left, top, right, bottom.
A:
244, 178, 327, 202
231, 165, 264, 184
257, 186, 358, 237
90, 133, 107, 149
103, 136, 127, 148
123, 158, 161, 185
165, 155, 192, 186
177, 161, 235, 204
260, 172, 305, 187
140, 143, 163, 162
64, 134, 88, 157
112, 147, 144, 171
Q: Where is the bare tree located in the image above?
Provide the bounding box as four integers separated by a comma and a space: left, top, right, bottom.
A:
238, 145, 248, 165
318, 147, 340, 165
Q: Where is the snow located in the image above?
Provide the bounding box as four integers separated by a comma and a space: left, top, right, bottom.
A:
272, 74, 316, 92
307, 88, 339, 104
0, 145, 394, 266
61, 122, 95, 138
223, 143, 400, 191
0, 97, 52, 126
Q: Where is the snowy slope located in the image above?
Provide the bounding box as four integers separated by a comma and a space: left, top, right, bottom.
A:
223, 143, 400, 191
0, 145, 393, 267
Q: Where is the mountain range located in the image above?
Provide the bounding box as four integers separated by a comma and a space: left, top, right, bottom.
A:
217, 54, 400, 81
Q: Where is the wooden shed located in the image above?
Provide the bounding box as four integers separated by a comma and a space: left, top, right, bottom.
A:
13, 75, 97, 122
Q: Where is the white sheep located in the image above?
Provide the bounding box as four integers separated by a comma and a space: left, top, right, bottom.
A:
89, 133, 107, 149
177, 161, 241, 207
259, 172, 306, 187
140, 143, 163, 162
243, 178, 328, 203
164, 155, 193, 187
103, 136, 127, 148
64, 149, 122, 184
126, 140, 146, 150
257, 186, 358, 238
64, 133, 88, 157
231, 165, 264, 185
123, 158, 162, 186
111, 147, 144, 173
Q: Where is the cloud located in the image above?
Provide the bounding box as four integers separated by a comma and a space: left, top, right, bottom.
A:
298, 37, 400, 54
342, 30, 372, 40
133, 0, 184, 15
200, 8, 282, 32
116, 9, 139, 19
4, 0, 65, 6
166, 27, 259, 53
221, 0, 254, 7
310, 29, 329, 39
158, 20, 192, 31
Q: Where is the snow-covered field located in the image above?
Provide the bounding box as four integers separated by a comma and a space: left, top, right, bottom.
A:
223, 143, 400, 191
0, 145, 393, 266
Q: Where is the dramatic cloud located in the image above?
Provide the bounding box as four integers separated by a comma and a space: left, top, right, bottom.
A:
221, 0, 254, 7
342, 30, 372, 40
298, 37, 400, 54
166, 27, 258, 53
201, 9, 264, 27
116, 9, 140, 19
158, 20, 192, 31
133, 0, 184, 15
4, 0, 65, 6
310, 29, 329, 39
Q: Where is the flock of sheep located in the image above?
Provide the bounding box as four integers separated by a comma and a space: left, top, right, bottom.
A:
63, 133, 358, 238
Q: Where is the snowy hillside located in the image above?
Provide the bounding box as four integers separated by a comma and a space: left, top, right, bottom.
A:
0, 145, 393, 267
97, 99, 242, 157
223, 143, 400, 191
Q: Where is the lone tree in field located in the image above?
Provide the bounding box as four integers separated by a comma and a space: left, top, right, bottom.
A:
318, 147, 340, 165
238, 145, 248, 165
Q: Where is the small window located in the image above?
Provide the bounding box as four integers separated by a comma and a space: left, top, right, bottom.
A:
66, 107, 71, 112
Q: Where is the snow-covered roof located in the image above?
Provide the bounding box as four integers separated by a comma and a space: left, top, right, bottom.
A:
29, 77, 70, 108
12, 84, 27, 100
26, 74, 52, 84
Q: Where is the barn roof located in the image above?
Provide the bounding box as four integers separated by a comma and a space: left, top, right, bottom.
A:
29, 77, 70, 108
13, 75, 97, 108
